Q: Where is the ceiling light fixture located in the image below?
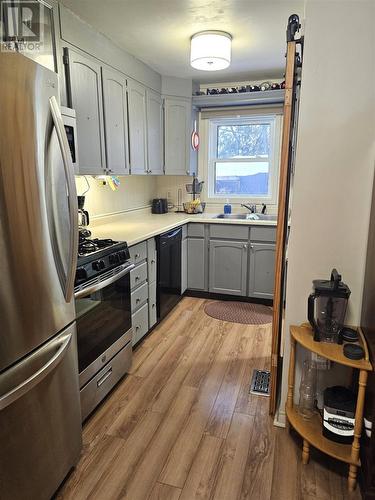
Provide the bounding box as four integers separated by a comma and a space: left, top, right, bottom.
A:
190, 31, 232, 71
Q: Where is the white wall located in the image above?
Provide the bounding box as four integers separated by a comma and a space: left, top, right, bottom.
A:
277, 0, 375, 424
75, 176, 157, 219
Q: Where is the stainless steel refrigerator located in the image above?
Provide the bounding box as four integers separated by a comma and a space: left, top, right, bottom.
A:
0, 52, 82, 499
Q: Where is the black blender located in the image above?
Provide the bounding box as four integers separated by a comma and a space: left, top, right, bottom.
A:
308, 269, 351, 343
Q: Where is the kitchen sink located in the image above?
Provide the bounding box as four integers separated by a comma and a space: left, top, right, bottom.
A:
215, 213, 277, 221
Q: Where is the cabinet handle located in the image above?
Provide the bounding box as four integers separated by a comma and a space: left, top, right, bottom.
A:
151, 259, 155, 264
136, 298, 140, 303
152, 303, 155, 308
243, 244, 247, 250
135, 276, 140, 281
135, 253, 140, 258
135, 326, 140, 331
250, 244, 254, 250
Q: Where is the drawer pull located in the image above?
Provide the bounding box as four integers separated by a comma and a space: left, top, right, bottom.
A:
135, 326, 140, 331
135, 253, 140, 259
151, 259, 156, 264
136, 298, 140, 303
152, 303, 155, 308
97, 367, 113, 387
135, 276, 140, 281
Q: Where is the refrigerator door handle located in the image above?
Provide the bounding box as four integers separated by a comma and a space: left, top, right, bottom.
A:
0, 331, 72, 411
49, 96, 78, 302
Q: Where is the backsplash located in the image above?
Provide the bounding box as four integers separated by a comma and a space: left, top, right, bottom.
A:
156, 176, 278, 214
75, 175, 157, 218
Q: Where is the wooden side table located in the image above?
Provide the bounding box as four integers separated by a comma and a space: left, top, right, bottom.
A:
286, 324, 372, 491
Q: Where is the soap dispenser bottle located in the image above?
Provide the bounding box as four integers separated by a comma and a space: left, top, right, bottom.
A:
224, 199, 232, 214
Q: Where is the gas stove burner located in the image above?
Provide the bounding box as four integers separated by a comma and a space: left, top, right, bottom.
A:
78, 237, 119, 256
79, 240, 97, 255
91, 238, 115, 248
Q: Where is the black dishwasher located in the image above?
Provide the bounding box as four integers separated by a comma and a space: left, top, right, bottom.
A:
156, 227, 182, 321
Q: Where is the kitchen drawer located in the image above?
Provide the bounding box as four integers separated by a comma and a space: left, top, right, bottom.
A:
132, 302, 149, 345
129, 241, 147, 265
250, 226, 277, 242
209, 224, 249, 240
131, 281, 148, 313
80, 341, 132, 421
148, 281, 157, 328
130, 261, 148, 289
147, 238, 157, 284
187, 223, 205, 238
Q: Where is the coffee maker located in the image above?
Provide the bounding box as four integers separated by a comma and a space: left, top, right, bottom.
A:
308, 269, 351, 343
77, 195, 91, 239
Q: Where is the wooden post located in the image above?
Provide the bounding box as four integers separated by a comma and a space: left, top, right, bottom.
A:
348, 369, 368, 491
269, 39, 297, 415
302, 440, 310, 465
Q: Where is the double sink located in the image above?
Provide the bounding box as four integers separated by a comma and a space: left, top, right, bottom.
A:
215, 213, 277, 221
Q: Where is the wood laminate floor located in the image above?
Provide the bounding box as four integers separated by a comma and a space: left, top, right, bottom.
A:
59, 297, 361, 500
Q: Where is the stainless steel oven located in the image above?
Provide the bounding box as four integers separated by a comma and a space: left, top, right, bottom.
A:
74, 261, 134, 420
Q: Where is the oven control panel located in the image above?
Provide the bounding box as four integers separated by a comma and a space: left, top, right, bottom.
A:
75, 244, 130, 286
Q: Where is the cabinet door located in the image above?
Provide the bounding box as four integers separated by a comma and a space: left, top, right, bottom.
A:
164, 97, 191, 175
149, 281, 157, 329
248, 243, 276, 299
181, 237, 188, 293
102, 67, 129, 175
209, 240, 247, 296
128, 79, 147, 174
187, 238, 206, 290
146, 90, 163, 175
147, 238, 157, 284
65, 48, 106, 174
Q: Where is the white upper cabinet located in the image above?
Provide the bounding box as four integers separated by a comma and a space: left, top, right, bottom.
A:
164, 97, 191, 175
127, 79, 148, 174
64, 47, 106, 175
146, 90, 164, 175
101, 67, 129, 175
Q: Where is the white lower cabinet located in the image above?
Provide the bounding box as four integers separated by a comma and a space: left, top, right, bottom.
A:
132, 302, 149, 346
131, 282, 148, 313
181, 236, 188, 293
148, 281, 157, 329
208, 240, 247, 296
248, 243, 276, 299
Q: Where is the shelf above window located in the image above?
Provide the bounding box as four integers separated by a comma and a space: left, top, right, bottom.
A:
192, 89, 285, 109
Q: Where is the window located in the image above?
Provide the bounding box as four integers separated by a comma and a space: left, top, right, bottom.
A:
208, 115, 281, 203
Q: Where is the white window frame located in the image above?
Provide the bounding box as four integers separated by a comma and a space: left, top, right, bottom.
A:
207, 115, 282, 204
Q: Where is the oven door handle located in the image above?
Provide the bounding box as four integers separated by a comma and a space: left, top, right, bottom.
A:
74, 263, 135, 299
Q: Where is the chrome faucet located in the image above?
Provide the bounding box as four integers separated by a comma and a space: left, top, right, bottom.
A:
241, 203, 257, 213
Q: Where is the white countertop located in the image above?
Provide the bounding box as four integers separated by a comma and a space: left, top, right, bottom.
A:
90, 210, 277, 247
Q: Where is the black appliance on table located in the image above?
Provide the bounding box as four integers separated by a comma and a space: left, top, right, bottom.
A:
152, 198, 168, 214
308, 269, 351, 343
323, 386, 356, 444
74, 237, 134, 421
156, 227, 182, 321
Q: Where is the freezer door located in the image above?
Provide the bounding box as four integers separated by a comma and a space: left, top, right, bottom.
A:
0, 322, 82, 500
0, 52, 78, 371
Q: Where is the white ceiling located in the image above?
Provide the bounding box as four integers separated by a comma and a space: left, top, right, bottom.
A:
61, 0, 305, 83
